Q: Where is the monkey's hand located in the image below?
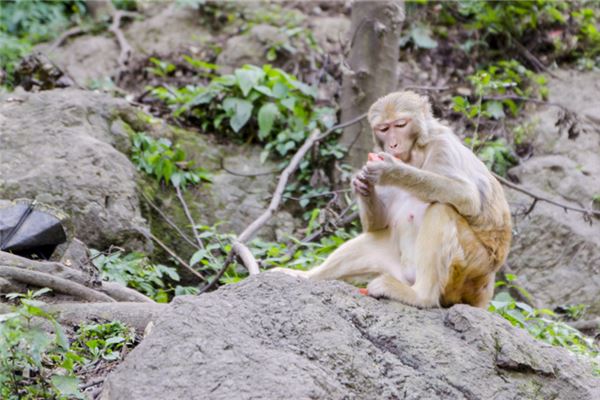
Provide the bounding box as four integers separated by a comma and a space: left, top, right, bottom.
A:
362, 152, 400, 185
352, 171, 373, 196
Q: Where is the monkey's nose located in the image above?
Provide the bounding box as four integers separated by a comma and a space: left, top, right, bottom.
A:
390, 143, 398, 149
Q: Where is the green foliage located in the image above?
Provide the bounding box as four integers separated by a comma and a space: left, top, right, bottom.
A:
453, 60, 547, 122
131, 132, 212, 189
490, 276, 599, 374
150, 63, 342, 211
465, 138, 518, 177
436, 1, 600, 68
146, 57, 176, 78
452, 60, 545, 171
91, 249, 196, 303
71, 321, 135, 362
0, 289, 83, 399
0, 0, 86, 87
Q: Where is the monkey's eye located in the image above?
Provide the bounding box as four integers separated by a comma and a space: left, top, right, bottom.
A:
395, 120, 408, 128
379, 126, 389, 133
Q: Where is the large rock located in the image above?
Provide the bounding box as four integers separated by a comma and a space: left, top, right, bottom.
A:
507, 70, 600, 315
102, 273, 599, 400
0, 88, 149, 251
216, 24, 287, 72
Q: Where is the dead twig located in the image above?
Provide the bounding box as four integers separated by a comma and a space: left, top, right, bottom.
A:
48, 26, 85, 52
175, 185, 205, 250
220, 157, 279, 177
0, 265, 115, 302
140, 191, 198, 249
493, 173, 600, 221
148, 232, 207, 282
199, 113, 367, 293
483, 95, 565, 110
567, 318, 600, 332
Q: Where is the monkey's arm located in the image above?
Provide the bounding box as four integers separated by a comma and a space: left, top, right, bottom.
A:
379, 163, 481, 217
357, 191, 388, 232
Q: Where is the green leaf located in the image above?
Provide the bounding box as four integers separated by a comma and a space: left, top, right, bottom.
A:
223, 98, 253, 132
190, 249, 208, 266
235, 68, 264, 97
51, 375, 81, 397
257, 103, 280, 140
410, 25, 438, 49
485, 101, 505, 119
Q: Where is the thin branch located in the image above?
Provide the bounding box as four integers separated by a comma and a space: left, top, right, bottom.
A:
494, 173, 600, 219
175, 185, 205, 250
220, 157, 279, 177
0, 266, 115, 302
140, 191, 198, 249
483, 94, 565, 110
567, 318, 600, 332
48, 26, 85, 52
148, 232, 207, 282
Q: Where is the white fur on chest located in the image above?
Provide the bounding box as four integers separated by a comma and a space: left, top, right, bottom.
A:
377, 186, 430, 285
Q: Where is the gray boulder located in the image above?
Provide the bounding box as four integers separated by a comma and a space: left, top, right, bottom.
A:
216, 24, 287, 72
0, 88, 150, 251
507, 70, 600, 315
102, 273, 599, 400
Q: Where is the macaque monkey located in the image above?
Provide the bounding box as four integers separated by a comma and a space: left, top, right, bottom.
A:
275, 91, 512, 308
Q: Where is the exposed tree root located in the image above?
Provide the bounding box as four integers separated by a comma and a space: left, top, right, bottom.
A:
0, 251, 153, 303
0, 265, 115, 302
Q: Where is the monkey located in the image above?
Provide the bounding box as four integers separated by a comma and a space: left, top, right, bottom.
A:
274, 91, 512, 308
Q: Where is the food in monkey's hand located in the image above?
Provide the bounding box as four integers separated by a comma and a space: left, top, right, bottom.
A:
368, 152, 384, 162
359, 288, 369, 295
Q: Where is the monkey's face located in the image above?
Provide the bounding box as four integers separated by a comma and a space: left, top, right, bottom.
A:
372, 115, 418, 163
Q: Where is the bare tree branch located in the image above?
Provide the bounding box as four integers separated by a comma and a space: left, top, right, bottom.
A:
148, 232, 207, 282
140, 191, 198, 249
493, 173, 600, 220
175, 185, 205, 250
48, 26, 85, 52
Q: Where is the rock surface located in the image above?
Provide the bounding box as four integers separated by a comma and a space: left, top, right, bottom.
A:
102, 273, 599, 400
507, 70, 600, 315
0, 89, 149, 251
216, 24, 287, 72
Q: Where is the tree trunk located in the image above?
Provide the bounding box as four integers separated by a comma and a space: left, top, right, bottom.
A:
340, 1, 405, 168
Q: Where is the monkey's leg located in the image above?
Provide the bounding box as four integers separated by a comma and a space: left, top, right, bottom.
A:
273, 229, 398, 281
367, 204, 461, 307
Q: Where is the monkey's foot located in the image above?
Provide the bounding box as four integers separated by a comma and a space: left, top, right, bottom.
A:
366, 275, 392, 299
271, 267, 309, 279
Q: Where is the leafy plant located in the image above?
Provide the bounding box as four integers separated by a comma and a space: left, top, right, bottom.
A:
146, 57, 176, 78
150, 64, 343, 211
0, 289, 83, 399
91, 249, 196, 303
466, 138, 518, 177
131, 132, 212, 189
490, 275, 599, 374
71, 321, 135, 363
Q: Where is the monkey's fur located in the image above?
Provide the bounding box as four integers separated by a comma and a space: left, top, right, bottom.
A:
276, 91, 512, 308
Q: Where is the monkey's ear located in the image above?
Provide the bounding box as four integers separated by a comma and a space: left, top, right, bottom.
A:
420, 95, 433, 117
